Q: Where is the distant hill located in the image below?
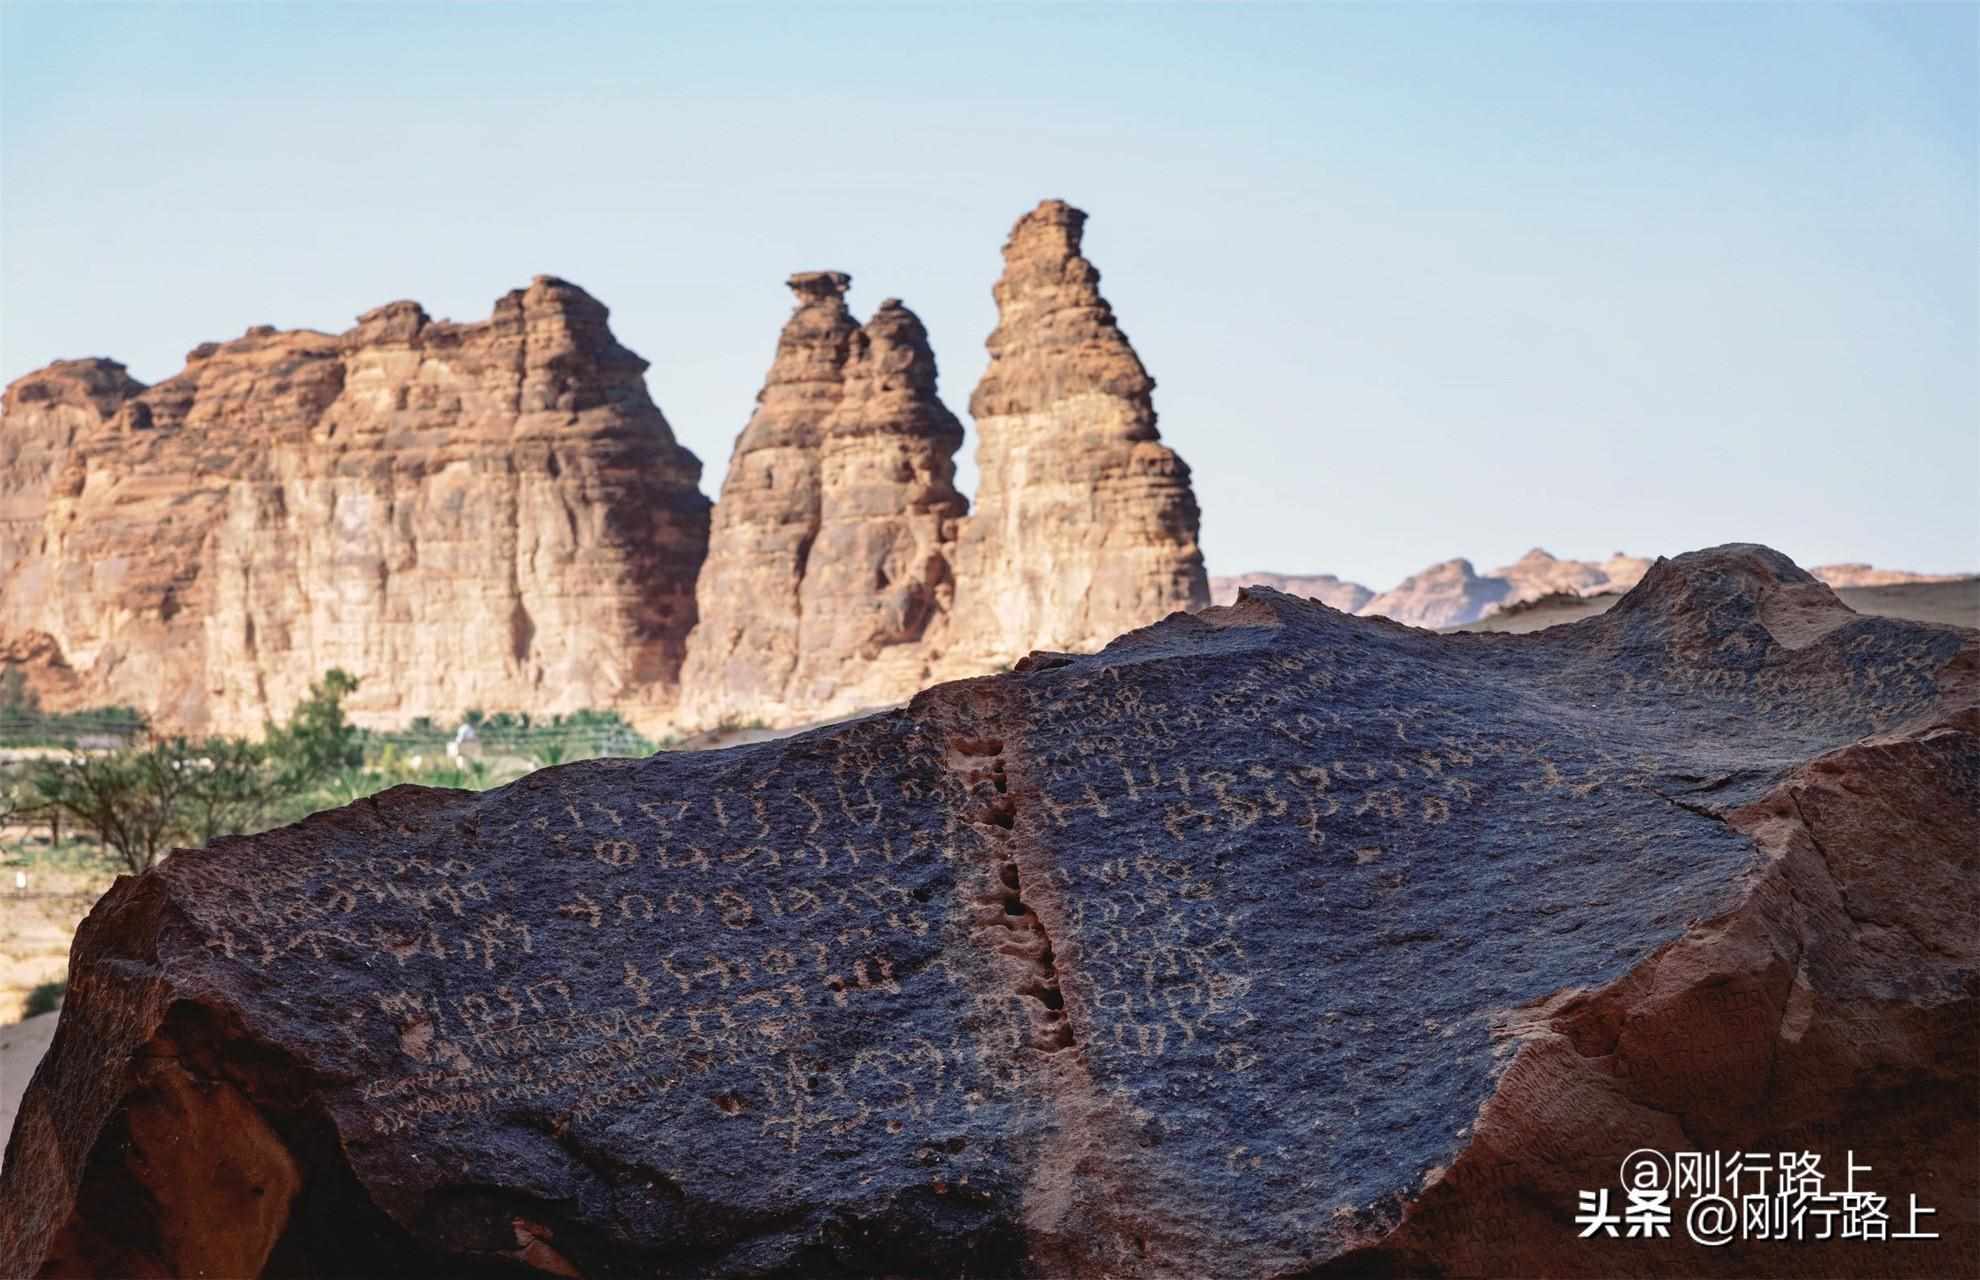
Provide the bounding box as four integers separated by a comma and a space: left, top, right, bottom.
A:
1214, 547, 1970, 630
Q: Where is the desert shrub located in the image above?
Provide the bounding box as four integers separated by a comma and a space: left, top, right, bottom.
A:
22, 979, 64, 1019
25, 735, 282, 873
24, 669, 371, 872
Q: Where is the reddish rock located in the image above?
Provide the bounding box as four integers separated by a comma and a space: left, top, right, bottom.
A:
789, 298, 969, 719
677, 278, 972, 731
0, 280, 710, 734
677, 272, 861, 731
3, 544, 1971, 1277
947, 199, 1210, 668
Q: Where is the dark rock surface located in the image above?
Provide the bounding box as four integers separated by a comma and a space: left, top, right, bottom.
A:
3, 545, 1974, 1278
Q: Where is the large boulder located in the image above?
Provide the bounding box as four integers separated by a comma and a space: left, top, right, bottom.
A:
2, 544, 1972, 1277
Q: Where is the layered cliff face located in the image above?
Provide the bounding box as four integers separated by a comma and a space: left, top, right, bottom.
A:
0, 278, 710, 734
6, 546, 1973, 1278
675, 273, 861, 729
947, 199, 1210, 666
7, 203, 1216, 738
677, 279, 972, 731
788, 298, 968, 716
0, 359, 203, 722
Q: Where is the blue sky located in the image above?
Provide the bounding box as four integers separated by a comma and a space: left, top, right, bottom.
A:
3, 3, 1974, 586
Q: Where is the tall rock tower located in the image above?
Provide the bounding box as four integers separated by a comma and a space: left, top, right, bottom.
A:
676, 272, 860, 729
678, 278, 968, 730
948, 199, 1210, 666
789, 299, 969, 714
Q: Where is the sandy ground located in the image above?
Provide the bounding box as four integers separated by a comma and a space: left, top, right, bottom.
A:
0, 1008, 58, 1171
0, 865, 115, 1023
1453, 577, 1980, 635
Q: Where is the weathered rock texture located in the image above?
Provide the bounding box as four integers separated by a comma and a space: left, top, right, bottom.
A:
679, 279, 970, 732
0, 280, 710, 734
680, 204, 1212, 731
946, 199, 1209, 668
5, 544, 1973, 1278
675, 273, 863, 729
790, 299, 968, 716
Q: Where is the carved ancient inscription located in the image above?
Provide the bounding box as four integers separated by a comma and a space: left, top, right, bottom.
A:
172, 720, 1064, 1155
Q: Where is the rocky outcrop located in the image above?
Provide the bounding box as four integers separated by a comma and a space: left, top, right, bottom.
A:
1355, 556, 1513, 630
679, 204, 1213, 730
789, 299, 968, 716
675, 273, 862, 730
1212, 550, 1652, 631
5, 544, 1972, 1278
946, 199, 1209, 667
1490, 546, 1650, 604
677, 280, 969, 731
0, 279, 711, 734
8, 205, 1216, 739
1208, 572, 1373, 614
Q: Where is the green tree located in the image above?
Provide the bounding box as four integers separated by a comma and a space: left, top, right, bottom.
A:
22, 671, 367, 873
25, 736, 285, 873
22, 979, 65, 1019
175, 737, 284, 846
26, 740, 201, 873
264, 669, 362, 790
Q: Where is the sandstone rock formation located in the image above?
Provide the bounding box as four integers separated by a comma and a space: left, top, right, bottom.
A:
1215, 549, 1653, 630
1491, 546, 1650, 603
5, 544, 1972, 1277
946, 199, 1209, 667
678, 204, 1212, 731
790, 298, 968, 715
1206, 572, 1372, 614
1355, 556, 1513, 630
675, 272, 862, 729
677, 279, 969, 732
0, 280, 710, 735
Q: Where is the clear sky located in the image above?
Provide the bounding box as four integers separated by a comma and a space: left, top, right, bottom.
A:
3, 3, 1975, 588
